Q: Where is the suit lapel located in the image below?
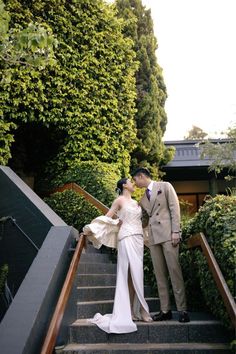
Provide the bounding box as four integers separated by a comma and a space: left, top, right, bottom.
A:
141, 182, 159, 215
149, 181, 158, 212
141, 193, 149, 206
140, 193, 151, 213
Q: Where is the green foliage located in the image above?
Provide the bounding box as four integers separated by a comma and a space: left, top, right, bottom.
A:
115, 0, 168, 170
0, 264, 8, 295
143, 210, 206, 311
0, 119, 16, 165
0, 0, 56, 80
143, 246, 155, 289
176, 200, 206, 310
182, 194, 236, 328
143, 194, 236, 324
200, 125, 236, 180
44, 160, 121, 231
0, 0, 10, 42
48, 160, 121, 207
184, 125, 208, 140
44, 190, 101, 232
178, 240, 206, 312
1, 0, 138, 175
0, 0, 57, 165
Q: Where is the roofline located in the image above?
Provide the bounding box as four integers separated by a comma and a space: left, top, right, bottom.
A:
164, 138, 232, 145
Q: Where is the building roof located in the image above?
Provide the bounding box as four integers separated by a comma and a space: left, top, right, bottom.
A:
163, 139, 232, 168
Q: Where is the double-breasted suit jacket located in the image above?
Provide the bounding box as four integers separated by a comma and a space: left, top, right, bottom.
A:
140, 181, 181, 246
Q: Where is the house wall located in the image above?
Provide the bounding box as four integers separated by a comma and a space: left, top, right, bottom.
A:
169, 178, 235, 214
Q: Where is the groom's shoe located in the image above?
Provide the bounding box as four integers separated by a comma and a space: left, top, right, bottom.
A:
178, 311, 190, 323
152, 310, 172, 321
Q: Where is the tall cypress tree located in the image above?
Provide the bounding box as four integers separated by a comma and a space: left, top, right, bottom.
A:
115, 0, 168, 171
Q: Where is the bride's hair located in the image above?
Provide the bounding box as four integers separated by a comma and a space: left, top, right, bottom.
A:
115, 178, 128, 195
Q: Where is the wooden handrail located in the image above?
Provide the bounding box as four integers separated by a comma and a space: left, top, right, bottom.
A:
40, 233, 85, 354
188, 232, 236, 328
54, 182, 109, 214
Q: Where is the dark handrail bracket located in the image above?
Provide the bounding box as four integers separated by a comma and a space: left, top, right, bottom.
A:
188, 232, 236, 328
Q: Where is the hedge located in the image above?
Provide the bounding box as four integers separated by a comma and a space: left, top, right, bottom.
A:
182, 194, 236, 328
44, 161, 121, 231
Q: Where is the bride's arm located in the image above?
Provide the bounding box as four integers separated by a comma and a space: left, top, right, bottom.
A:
106, 197, 121, 219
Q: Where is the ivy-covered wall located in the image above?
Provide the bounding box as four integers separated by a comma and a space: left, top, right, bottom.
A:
1, 0, 138, 177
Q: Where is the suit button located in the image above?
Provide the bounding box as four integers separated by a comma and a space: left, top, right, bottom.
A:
156, 212, 159, 215
158, 203, 160, 206
158, 221, 161, 224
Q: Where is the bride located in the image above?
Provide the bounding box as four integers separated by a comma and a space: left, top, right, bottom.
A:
83, 177, 152, 334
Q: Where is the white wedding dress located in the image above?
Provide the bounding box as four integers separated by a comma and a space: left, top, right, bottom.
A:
84, 199, 150, 333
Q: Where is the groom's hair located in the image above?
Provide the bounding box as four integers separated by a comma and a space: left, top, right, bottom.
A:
131, 167, 151, 178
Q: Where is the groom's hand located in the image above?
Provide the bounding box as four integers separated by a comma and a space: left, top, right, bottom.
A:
171, 232, 180, 247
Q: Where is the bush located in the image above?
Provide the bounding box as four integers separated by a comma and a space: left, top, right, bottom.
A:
44, 161, 122, 231
143, 194, 236, 326
182, 194, 236, 328
0, 264, 8, 296
44, 190, 101, 232
48, 160, 121, 207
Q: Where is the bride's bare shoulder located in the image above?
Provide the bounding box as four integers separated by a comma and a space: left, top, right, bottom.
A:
115, 195, 126, 205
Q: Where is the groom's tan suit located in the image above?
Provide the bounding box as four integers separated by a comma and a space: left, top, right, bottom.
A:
140, 181, 187, 312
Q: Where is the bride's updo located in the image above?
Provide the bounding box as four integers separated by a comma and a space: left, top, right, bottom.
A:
115, 178, 128, 195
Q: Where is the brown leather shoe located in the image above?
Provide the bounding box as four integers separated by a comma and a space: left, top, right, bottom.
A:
152, 310, 172, 321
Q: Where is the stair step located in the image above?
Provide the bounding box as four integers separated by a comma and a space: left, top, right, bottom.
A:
78, 262, 117, 274
77, 298, 159, 319
77, 285, 154, 301
63, 342, 230, 353
77, 286, 116, 301
77, 274, 117, 286
64, 248, 231, 353
69, 317, 230, 344
80, 253, 112, 263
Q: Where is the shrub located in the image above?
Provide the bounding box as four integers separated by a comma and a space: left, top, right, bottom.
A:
0, 264, 8, 296
182, 194, 236, 328
44, 161, 122, 231
44, 190, 101, 232
49, 160, 121, 207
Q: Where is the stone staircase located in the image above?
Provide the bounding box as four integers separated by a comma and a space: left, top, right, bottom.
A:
62, 244, 231, 353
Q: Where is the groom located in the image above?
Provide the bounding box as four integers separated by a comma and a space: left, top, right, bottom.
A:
131, 167, 190, 323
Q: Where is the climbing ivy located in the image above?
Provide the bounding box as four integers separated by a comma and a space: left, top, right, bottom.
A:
1, 0, 138, 176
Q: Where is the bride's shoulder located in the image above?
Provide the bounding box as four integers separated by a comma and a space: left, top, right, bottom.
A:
113, 195, 125, 206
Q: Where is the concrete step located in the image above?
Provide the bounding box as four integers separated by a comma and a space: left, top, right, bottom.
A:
77, 298, 159, 319
80, 253, 112, 264
85, 243, 114, 255
77, 262, 117, 274
77, 274, 117, 287
68, 317, 231, 344
77, 285, 154, 301
62, 342, 231, 354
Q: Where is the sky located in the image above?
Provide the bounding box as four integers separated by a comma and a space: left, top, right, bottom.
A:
141, 0, 236, 140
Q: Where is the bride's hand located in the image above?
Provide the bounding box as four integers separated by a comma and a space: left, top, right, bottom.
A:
118, 219, 123, 227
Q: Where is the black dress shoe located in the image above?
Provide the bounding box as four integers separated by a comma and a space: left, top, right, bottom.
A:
152, 310, 172, 321
178, 311, 190, 323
